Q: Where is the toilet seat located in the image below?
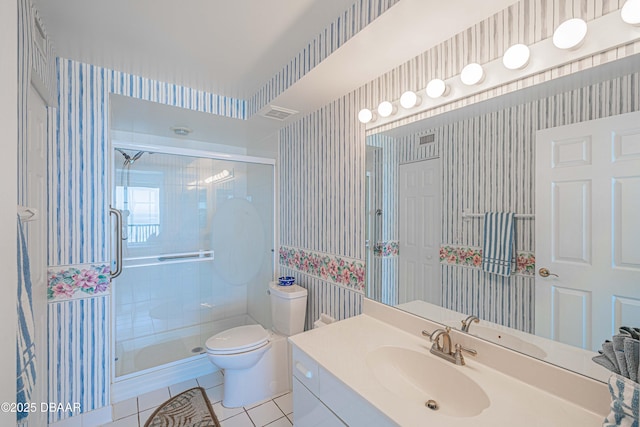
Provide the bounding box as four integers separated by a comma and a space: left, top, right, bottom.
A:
205, 324, 269, 355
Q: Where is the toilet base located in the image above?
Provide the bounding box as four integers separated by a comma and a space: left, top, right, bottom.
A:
222, 331, 289, 408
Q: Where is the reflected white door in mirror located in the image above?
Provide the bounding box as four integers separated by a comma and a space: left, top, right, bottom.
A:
398, 159, 441, 305
535, 110, 640, 352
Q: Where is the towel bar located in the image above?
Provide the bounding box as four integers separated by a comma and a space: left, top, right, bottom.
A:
462, 210, 534, 220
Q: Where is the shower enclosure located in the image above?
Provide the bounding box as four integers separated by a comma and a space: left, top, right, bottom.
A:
111, 144, 274, 378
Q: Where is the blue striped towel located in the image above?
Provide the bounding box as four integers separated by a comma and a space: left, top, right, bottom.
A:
17, 216, 37, 421
481, 212, 515, 277
604, 373, 640, 426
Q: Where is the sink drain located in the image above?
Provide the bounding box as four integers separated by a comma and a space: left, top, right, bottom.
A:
425, 400, 439, 411
192, 346, 204, 354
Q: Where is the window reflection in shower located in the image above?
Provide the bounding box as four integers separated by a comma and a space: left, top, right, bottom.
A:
112, 148, 274, 377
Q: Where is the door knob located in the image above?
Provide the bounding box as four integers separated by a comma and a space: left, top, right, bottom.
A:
538, 268, 559, 278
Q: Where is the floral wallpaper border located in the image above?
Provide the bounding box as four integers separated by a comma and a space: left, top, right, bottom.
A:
439, 245, 535, 276
279, 246, 365, 292
47, 264, 111, 301
373, 241, 399, 257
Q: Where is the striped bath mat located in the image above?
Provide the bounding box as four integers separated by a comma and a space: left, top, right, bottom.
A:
481, 212, 515, 277
145, 387, 220, 427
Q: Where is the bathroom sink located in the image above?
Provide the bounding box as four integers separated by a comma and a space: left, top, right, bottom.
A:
469, 326, 547, 359
366, 346, 490, 418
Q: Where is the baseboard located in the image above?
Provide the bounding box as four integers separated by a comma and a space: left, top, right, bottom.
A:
112, 355, 217, 403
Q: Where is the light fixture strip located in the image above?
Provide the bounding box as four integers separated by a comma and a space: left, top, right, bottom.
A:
364, 10, 639, 131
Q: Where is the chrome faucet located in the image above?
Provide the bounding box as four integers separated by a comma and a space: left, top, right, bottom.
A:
421, 326, 477, 366
429, 328, 452, 354
461, 315, 480, 333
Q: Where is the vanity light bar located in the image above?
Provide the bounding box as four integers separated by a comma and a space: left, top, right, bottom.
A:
358, 10, 640, 127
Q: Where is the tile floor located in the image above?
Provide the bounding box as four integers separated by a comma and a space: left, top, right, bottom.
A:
102, 371, 293, 427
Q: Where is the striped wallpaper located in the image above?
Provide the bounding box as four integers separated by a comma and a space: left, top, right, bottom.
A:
279, 91, 365, 260
248, 0, 399, 116
47, 296, 110, 423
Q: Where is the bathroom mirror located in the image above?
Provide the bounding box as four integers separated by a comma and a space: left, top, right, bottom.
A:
364, 55, 640, 383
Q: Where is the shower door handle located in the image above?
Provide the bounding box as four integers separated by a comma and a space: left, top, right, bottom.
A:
109, 206, 124, 278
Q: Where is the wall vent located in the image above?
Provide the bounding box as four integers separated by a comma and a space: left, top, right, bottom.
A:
261, 105, 299, 121
419, 134, 436, 145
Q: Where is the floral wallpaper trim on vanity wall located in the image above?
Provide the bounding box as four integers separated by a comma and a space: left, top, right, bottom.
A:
373, 241, 399, 257
279, 246, 365, 292
47, 264, 111, 301
439, 246, 535, 276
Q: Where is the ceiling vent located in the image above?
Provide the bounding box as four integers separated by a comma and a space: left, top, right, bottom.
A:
419, 133, 436, 145
261, 105, 298, 121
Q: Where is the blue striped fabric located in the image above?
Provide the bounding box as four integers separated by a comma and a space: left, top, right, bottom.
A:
481, 212, 515, 277
16, 216, 37, 421
604, 373, 640, 426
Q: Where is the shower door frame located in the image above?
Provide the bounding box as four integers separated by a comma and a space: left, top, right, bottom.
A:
109, 140, 277, 397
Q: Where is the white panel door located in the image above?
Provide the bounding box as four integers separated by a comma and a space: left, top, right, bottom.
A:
26, 86, 48, 427
536, 111, 640, 350
398, 159, 441, 305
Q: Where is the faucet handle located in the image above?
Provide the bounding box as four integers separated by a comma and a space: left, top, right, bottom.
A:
455, 343, 477, 356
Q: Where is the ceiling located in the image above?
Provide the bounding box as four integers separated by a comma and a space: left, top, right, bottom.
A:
34, 0, 518, 146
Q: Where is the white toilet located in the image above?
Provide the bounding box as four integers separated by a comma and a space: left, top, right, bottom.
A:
205, 282, 308, 407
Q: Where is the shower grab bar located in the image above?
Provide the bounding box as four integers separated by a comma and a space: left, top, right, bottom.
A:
122, 250, 215, 269
158, 252, 213, 262
109, 206, 124, 278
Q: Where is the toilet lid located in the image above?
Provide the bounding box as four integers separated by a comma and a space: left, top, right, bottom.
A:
205, 325, 269, 354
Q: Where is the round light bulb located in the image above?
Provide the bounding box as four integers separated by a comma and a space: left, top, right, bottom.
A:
622, 0, 640, 25
425, 79, 447, 98
377, 101, 394, 118
358, 108, 373, 124
460, 63, 484, 86
553, 18, 587, 50
502, 44, 530, 70
400, 91, 420, 109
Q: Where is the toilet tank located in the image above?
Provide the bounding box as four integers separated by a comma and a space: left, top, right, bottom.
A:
269, 282, 307, 336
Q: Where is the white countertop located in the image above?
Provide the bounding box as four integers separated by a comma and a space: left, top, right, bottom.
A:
289, 314, 605, 427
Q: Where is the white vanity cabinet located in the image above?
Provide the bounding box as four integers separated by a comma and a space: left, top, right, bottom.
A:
291, 345, 396, 427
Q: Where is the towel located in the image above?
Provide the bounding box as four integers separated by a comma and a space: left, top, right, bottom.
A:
624, 339, 640, 382
602, 341, 621, 374
481, 212, 515, 276
16, 216, 36, 421
604, 373, 640, 427
593, 354, 621, 373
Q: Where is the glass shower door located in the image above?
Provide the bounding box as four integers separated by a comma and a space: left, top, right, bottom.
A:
112, 148, 274, 377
